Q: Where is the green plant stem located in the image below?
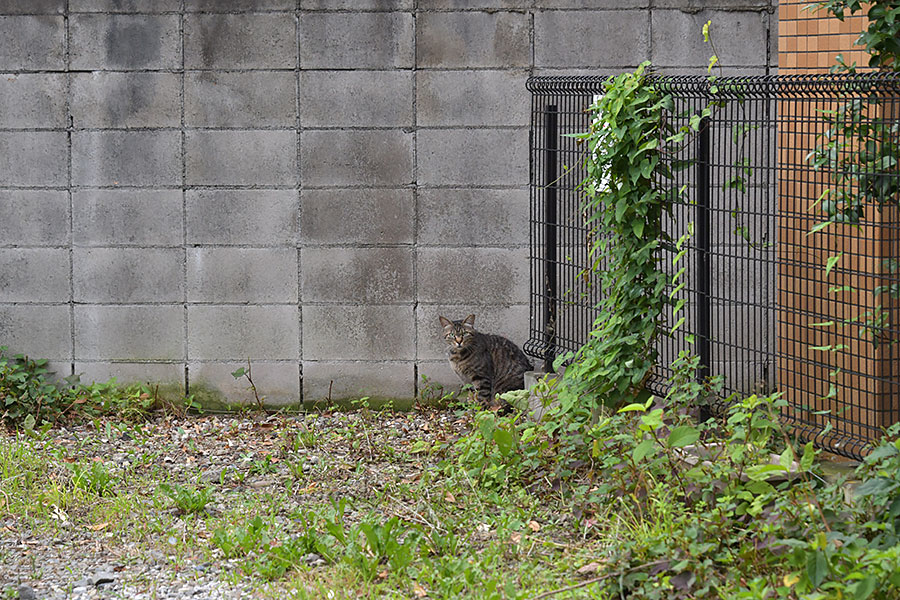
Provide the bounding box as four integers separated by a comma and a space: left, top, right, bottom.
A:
530, 559, 670, 600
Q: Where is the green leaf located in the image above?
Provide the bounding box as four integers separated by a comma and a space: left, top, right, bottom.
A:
779, 446, 795, 471
493, 428, 515, 456
800, 442, 816, 471
632, 220, 645, 238
806, 550, 828, 588
667, 425, 700, 448
632, 439, 655, 462
852, 576, 878, 600
825, 253, 843, 277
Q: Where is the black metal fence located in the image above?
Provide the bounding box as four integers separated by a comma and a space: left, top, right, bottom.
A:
525, 73, 900, 460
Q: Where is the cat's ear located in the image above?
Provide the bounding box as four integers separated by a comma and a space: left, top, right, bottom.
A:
439, 316, 452, 328
463, 314, 476, 327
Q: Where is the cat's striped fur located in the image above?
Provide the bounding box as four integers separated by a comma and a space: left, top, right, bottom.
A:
439, 314, 533, 407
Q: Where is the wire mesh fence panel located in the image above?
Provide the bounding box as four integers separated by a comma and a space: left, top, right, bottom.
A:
526, 73, 900, 460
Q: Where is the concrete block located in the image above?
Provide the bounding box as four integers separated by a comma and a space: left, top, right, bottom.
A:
300, 188, 414, 245
185, 71, 297, 128
70, 0, 181, 11
651, 10, 768, 68
302, 247, 414, 303
301, 0, 412, 8
0, 191, 68, 246
74, 248, 183, 303
653, 0, 771, 7
418, 0, 531, 7
416, 303, 530, 360
417, 128, 528, 186
302, 305, 415, 361
0, 0, 65, 13
189, 362, 300, 407
418, 188, 528, 247
0, 15, 64, 69
0, 305, 71, 360
299, 71, 413, 128
71, 72, 181, 129
416, 247, 528, 304
535, 10, 649, 67
417, 70, 529, 127
187, 0, 296, 10
187, 248, 298, 303
416, 360, 465, 398
299, 12, 413, 69
301, 130, 413, 187
72, 131, 181, 187
416, 11, 530, 68
184, 14, 297, 69
186, 189, 298, 246
0, 74, 66, 128
186, 130, 298, 187
73, 189, 183, 247
74, 363, 185, 390
188, 305, 300, 360
0, 132, 67, 187
75, 305, 183, 361
710, 304, 772, 352
70, 14, 180, 70
0, 249, 69, 303
302, 361, 415, 402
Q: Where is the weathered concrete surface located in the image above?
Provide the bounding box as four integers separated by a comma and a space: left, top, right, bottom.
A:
0, 2, 777, 404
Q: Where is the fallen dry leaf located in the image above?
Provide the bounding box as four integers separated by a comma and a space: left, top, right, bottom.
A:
577, 562, 602, 576
528, 520, 541, 532
413, 582, 428, 598
87, 522, 110, 531
444, 492, 456, 504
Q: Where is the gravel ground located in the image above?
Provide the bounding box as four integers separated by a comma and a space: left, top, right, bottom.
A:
1, 408, 471, 599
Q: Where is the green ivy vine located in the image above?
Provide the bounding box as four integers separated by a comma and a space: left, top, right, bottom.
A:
556, 62, 708, 413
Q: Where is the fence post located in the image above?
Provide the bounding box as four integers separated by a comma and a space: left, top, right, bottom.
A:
543, 104, 558, 373
697, 116, 712, 417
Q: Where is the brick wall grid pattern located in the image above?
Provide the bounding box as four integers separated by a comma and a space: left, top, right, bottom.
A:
0, 0, 777, 404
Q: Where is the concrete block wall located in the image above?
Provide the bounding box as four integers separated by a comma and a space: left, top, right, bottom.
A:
0, 0, 777, 405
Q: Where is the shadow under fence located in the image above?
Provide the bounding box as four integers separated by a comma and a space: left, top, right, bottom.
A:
525, 73, 900, 460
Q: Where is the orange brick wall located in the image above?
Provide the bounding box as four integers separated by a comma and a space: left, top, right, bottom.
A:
779, 0, 871, 73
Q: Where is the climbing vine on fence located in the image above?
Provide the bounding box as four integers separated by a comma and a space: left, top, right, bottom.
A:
557, 62, 709, 413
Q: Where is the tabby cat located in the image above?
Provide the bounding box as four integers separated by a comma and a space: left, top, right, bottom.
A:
439, 314, 533, 408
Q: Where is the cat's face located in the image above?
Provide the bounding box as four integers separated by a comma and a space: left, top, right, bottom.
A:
439, 315, 476, 350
